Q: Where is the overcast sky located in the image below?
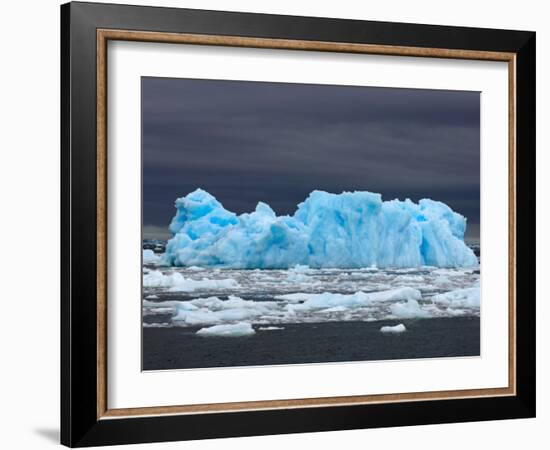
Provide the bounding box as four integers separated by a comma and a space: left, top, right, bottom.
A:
142, 77, 480, 240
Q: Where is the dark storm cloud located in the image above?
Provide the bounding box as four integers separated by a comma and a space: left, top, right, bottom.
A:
142, 77, 480, 239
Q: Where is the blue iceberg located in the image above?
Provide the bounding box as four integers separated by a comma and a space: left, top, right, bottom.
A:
163, 189, 478, 269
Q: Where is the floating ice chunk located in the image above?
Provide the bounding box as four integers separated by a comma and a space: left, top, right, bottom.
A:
445, 308, 466, 316
143, 270, 240, 292
380, 323, 406, 333
285, 265, 317, 283
145, 294, 159, 299
285, 292, 370, 311
432, 286, 480, 308
167, 278, 240, 292
285, 268, 311, 283
143, 270, 177, 287
396, 275, 425, 283
434, 275, 453, 288
172, 296, 279, 325
320, 306, 349, 313
143, 322, 170, 328
389, 299, 431, 318
258, 326, 285, 331
143, 249, 161, 264
432, 268, 466, 276
143, 299, 181, 309
275, 292, 313, 303
277, 287, 421, 307
173, 307, 251, 326
146, 307, 173, 315
196, 322, 255, 337
163, 189, 478, 269
366, 287, 422, 302
278, 287, 422, 313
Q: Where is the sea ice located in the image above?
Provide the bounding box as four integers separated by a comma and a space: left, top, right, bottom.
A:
142, 266, 480, 328
380, 323, 407, 333
143, 249, 161, 264
276, 287, 422, 310
143, 322, 170, 328
389, 299, 431, 318
143, 270, 240, 292
431, 286, 480, 308
196, 322, 255, 337
163, 189, 478, 269
172, 296, 280, 325
320, 306, 349, 313
144, 307, 173, 315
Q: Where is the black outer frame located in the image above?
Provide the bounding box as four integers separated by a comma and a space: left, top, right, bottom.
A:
61, 1, 536, 447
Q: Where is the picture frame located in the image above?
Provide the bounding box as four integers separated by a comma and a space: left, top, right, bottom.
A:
60, 1, 535, 447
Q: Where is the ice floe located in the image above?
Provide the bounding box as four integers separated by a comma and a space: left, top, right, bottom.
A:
142, 266, 481, 329
389, 299, 431, 318
276, 287, 421, 311
196, 322, 255, 337
143, 322, 170, 328
431, 286, 480, 308
143, 270, 240, 292
143, 249, 161, 264
380, 323, 407, 333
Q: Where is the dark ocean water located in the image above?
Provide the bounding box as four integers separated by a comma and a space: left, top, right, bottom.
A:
143, 317, 480, 370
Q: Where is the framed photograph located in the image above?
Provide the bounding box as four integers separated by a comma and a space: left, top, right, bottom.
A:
61, 2, 536, 447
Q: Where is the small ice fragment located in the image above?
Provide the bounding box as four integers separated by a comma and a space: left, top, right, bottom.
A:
380, 323, 406, 333
258, 326, 284, 331
196, 322, 255, 337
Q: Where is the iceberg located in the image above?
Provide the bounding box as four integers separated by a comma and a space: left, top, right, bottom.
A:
163, 189, 478, 269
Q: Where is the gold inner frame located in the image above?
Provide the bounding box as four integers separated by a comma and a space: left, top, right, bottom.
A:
96, 29, 517, 420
